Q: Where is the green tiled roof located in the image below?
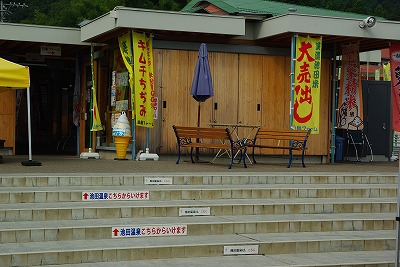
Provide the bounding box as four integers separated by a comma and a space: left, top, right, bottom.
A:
181, 0, 382, 20
189, 6, 213, 14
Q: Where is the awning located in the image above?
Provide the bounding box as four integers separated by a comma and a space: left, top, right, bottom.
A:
0, 57, 30, 90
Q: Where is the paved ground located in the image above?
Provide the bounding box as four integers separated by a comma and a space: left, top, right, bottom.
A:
0, 154, 397, 175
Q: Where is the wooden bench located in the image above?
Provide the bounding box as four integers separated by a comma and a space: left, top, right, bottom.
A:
246, 128, 311, 168
172, 125, 247, 169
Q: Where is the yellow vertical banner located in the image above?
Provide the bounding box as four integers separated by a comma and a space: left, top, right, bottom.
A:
118, 32, 134, 117
383, 63, 391, 81
91, 85, 103, 131
147, 34, 157, 119
91, 44, 103, 131
132, 32, 155, 128
292, 36, 322, 134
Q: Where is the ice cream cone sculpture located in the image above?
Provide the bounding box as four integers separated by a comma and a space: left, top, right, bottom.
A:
114, 135, 131, 159
112, 112, 131, 160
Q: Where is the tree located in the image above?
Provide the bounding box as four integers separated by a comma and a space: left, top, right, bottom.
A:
7, 0, 400, 26
348, 0, 371, 15
374, 4, 387, 19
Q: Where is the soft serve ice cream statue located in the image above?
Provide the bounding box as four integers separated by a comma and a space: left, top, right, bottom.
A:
112, 111, 131, 137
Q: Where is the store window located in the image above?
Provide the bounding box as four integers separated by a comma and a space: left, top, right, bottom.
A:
106, 49, 132, 145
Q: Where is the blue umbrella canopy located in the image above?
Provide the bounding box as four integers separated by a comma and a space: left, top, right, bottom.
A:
190, 43, 214, 102
190, 43, 214, 161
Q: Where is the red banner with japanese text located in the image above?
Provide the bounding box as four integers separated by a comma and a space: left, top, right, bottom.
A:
389, 44, 400, 131
337, 43, 363, 130
292, 36, 322, 134
132, 32, 156, 128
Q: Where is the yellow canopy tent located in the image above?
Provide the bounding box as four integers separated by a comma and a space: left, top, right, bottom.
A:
0, 58, 30, 89
0, 57, 41, 165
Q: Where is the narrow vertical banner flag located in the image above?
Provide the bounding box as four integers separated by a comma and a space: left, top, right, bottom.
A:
118, 32, 134, 117
337, 43, 363, 130
292, 36, 322, 134
91, 85, 103, 131
389, 44, 400, 131
147, 34, 157, 121
383, 63, 391, 81
72, 53, 80, 126
91, 45, 103, 131
132, 32, 155, 128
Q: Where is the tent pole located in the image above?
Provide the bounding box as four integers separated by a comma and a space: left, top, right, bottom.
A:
27, 87, 32, 161
21, 87, 41, 166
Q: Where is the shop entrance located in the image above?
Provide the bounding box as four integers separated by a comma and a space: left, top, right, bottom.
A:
15, 63, 76, 155
362, 80, 391, 157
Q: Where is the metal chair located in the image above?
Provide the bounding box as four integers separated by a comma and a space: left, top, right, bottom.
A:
345, 129, 373, 161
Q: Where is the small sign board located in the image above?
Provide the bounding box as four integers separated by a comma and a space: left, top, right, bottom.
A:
179, 207, 210, 216
145, 177, 173, 185
224, 245, 259, 255
40, 46, 61, 56
82, 191, 149, 201
26, 53, 45, 62
112, 224, 187, 238
153, 97, 158, 119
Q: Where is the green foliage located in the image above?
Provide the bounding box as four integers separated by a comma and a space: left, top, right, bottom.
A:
158, 0, 181, 11
5, 0, 400, 27
275, 0, 399, 20
374, 4, 387, 19
8, 0, 124, 26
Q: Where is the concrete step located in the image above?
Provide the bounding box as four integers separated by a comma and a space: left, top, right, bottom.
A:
0, 183, 396, 203
0, 230, 395, 266
1, 173, 396, 187
1, 197, 395, 222
37, 251, 395, 267
0, 213, 394, 243
0, 172, 396, 266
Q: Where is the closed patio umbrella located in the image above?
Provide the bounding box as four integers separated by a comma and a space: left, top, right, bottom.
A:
190, 43, 214, 160
191, 43, 214, 105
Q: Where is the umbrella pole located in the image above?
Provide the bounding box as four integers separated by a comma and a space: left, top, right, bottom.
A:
195, 102, 201, 161
21, 87, 41, 166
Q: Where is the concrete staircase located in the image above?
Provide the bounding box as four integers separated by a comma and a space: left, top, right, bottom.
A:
0, 173, 397, 266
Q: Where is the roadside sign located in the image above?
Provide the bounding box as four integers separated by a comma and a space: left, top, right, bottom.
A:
179, 207, 210, 216
224, 245, 259, 255
145, 177, 173, 185
82, 191, 149, 201
112, 224, 187, 238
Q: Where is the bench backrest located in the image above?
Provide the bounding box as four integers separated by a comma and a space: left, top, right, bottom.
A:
173, 125, 231, 141
255, 129, 311, 141
253, 128, 311, 148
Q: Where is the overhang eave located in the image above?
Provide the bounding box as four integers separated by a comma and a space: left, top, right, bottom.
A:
80, 7, 246, 43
